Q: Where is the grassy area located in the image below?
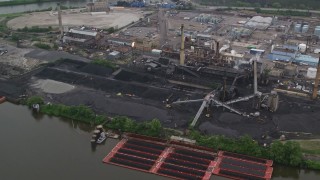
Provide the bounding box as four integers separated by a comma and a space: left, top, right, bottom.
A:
25, 96, 106, 125
258, 9, 311, 17
34, 43, 51, 50
0, 0, 54, 7
0, 13, 22, 36
291, 140, 320, 155
91, 59, 117, 71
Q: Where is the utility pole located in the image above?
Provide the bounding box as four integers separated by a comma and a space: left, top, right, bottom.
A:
180, 24, 185, 65
312, 57, 320, 99
57, 3, 63, 39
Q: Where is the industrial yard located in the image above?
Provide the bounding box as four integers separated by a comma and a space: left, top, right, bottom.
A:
1, 1, 320, 179
7, 8, 147, 30
1, 2, 320, 139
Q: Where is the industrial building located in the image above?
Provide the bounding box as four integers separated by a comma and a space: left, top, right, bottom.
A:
86, 0, 109, 12
63, 28, 101, 44
107, 38, 133, 46
268, 44, 318, 66
245, 16, 273, 30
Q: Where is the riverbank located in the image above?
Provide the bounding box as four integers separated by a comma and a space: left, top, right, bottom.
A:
2, 102, 319, 180
23, 96, 320, 171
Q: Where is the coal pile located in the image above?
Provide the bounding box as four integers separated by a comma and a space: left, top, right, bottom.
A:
79, 64, 113, 76
114, 69, 154, 83
198, 121, 239, 137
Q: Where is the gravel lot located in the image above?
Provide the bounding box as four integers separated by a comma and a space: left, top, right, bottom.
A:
7, 9, 146, 30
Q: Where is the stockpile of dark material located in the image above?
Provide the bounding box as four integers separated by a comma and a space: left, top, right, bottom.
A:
54, 59, 114, 76
35, 67, 184, 102
0, 79, 27, 99
272, 95, 320, 135
109, 138, 165, 171
114, 69, 155, 83
79, 64, 113, 76
0, 64, 25, 78
158, 148, 214, 180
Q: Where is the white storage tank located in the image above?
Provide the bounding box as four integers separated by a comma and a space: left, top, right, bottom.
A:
151, 49, 162, 55
307, 67, 317, 79
298, 43, 307, 53
314, 48, 320, 54
295, 24, 301, 33
314, 26, 320, 36
302, 25, 309, 33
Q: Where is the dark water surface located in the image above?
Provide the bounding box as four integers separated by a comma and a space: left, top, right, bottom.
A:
0, 102, 319, 180
0, 0, 90, 15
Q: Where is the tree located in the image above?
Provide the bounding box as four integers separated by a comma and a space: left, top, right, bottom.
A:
272, 2, 281, 9
255, 7, 262, 13
144, 119, 162, 137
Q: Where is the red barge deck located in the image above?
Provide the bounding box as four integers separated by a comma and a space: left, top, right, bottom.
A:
103, 134, 273, 180
0, 96, 6, 104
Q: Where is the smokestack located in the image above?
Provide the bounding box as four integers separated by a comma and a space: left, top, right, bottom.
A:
180, 24, 185, 65
57, 3, 63, 38
216, 41, 220, 58
312, 57, 320, 99
253, 57, 258, 94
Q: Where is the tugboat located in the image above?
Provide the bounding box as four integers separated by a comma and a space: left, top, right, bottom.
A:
0, 96, 6, 104
91, 125, 106, 144
32, 104, 40, 113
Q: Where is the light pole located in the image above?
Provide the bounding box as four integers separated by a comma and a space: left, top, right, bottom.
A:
131, 42, 135, 64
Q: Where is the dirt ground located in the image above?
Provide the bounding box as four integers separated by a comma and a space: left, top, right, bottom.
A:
7, 9, 147, 30
0, 41, 41, 71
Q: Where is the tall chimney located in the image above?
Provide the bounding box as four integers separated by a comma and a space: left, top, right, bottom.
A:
216, 41, 220, 58
312, 57, 320, 99
253, 57, 258, 94
57, 3, 63, 38
180, 24, 185, 65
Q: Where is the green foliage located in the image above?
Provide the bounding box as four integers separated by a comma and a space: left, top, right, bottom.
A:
210, 82, 222, 89
34, 43, 51, 50
304, 160, 320, 170
91, 59, 117, 70
41, 104, 105, 125
105, 27, 115, 34
272, 2, 282, 9
0, 0, 55, 7
106, 116, 163, 137
188, 130, 304, 167
18, 26, 52, 33
53, 43, 58, 50
198, 0, 320, 10
25, 96, 44, 107
259, 9, 310, 17
270, 141, 303, 166
255, 7, 262, 13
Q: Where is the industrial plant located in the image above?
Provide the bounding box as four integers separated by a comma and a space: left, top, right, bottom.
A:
1, 0, 320, 179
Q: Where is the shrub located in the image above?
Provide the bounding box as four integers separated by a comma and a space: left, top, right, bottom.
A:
34, 43, 51, 50
91, 59, 117, 70
25, 96, 44, 108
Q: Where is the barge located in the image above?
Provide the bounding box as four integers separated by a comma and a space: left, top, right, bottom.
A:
103, 134, 274, 180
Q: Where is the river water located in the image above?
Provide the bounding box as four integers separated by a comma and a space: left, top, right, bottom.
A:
0, 0, 91, 15
0, 102, 319, 180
